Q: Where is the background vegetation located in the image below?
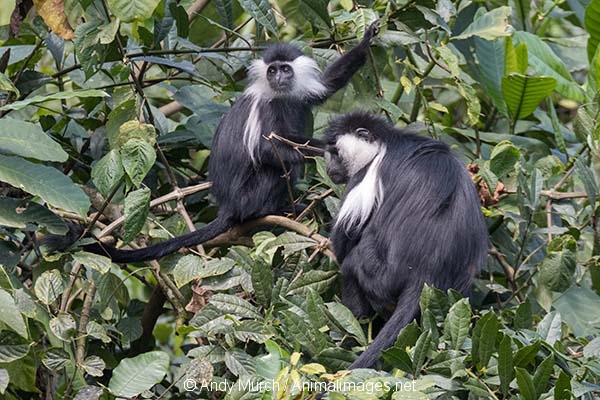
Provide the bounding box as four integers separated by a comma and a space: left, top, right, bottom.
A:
0, 0, 599, 398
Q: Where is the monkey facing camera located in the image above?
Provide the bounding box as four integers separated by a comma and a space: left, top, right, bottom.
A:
43, 21, 381, 263
324, 111, 489, 369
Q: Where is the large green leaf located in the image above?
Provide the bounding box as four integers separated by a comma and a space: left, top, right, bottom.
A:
0, 89, 107, 111
122, 188, 150, 243
471, 310, 499, 369
91, 150, 124, 197
34, 270, 65, 305
173, 257, 235, 288
515, 368, 537, 400
585, 0, 600, 62
298, 0, 330, 28
0, 198, 67, 234
501, 73, 556, 120
120, 139, 156, 188
498, 335, 514, 396
326, 302, 367, 346
106, 0, 161, 22
0, 289, 28, 339
0, 155, 89, 217
474, 37, 507, 115
0, 119, 67, 162
443, 298, 471, 351
238, 0, 278, 34
452, 6, 511, 41
553, 287, 600, 336
108, 351, 170, 397
513, 32, 584, 101
539, 236, 577, 292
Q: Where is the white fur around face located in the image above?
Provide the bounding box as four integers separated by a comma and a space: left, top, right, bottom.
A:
289, 56, 327, 98
336, 134, 381, 176
335, 138, 386, 232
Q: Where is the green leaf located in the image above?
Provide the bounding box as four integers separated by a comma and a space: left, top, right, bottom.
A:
536, 311, 562, 346
233, 320, 273, 343
326, 302, 367, 346
0, 89, 108, 111
287, 270, 337, 295
554, 370, 572, 400
238, 0, 278, 34
585, 0, 600, 62
0, 155, 90, 217
452, 6, 511, 41
575, 157, 598, 208
0, 289, 28, 339
412, 329, 432, 376
250, 260, 272, 308
502, 73, 557, 120
471, 310, 499, 369
214, 0, 235, 29
106, 100, 138, 148
0, 198, 67, 234
281, 311, 330, 356
539, 237, 577, 292
120, 139, 156, 188
514, 342, 541, 367
172, 256, 235, 288
498, 335, 514, 396
209, 294, 262, 319
42, 348, 72, 370
82, 356, 106, 377
34, 269, 65, 305
122, 188, 150, 243
262, 232, 316, 256
0, 345, 31, 363
515, 367, 537, 400
298, 0, 330, 28
475, 37, 507, 115
443, 298, 471, 350
106, 0, 161, 22
72, 252, 113, 275
513, 32, 584, 101
490, 141, 520, 177
514, 301, 532, 330
553, 286, 600, 336
0, 72, 19, 97
91, 150, 124, 198
456, 81, 481, 126
0, 119, 67, 162
533, 355, 554, 396
353, 8, 378, 39
382, 348, 414, 373
419, 285, 449, 323
108, 351, 170, 397
49, 312, 77, 341
583, 337, 600, 358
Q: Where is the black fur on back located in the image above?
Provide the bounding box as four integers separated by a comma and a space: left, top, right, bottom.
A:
326, 111, 489, 368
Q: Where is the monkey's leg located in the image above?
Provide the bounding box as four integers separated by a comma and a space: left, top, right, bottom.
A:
341, 274, 375, 319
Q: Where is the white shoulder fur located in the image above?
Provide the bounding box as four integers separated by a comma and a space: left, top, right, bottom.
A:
335, 139, 387, 231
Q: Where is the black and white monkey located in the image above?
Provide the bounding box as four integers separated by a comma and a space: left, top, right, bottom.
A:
46, 22, 380, 263
324, 112, 488, 369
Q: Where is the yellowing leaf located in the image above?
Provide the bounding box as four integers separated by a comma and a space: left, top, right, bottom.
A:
33, 0, 74, 40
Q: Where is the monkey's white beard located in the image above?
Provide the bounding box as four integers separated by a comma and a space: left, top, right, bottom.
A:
290, 56, 327, 98
335, 144, 387, 231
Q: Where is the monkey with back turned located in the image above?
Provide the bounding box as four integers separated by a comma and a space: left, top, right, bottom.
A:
46, 22, 380, 262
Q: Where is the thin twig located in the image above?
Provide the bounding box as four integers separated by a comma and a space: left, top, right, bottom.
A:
75, 281, 96, 365
268, 133, 325, 154
489, 246, 523, 302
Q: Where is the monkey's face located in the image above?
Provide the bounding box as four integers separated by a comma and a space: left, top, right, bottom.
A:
325, 128, 380, 183
266, 62, 295, 93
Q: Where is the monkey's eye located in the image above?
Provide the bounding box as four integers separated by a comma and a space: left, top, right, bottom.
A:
281, 64, 291, 73
267, 66, 276, 75
355, 128, 371, 139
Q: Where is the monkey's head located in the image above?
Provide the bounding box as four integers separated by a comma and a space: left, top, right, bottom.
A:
324, 112, 386, 184
248, 43, 327, 98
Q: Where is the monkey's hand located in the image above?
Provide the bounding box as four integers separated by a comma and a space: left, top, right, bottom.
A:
362, 19, 381, 43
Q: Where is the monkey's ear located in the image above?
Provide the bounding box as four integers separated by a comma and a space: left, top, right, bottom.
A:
355, 128, 372, 140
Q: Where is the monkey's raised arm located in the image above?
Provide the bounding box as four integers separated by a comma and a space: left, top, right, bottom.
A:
312, 20, 380, 103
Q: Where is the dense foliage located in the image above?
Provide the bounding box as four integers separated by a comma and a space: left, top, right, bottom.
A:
0, 0, 600, 398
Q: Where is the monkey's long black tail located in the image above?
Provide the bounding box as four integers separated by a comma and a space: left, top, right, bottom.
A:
47, 215, 235, 264
348, 285, 422, 369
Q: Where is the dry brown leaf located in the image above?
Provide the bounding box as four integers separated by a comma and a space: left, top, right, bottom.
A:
33, 0, 74, 40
